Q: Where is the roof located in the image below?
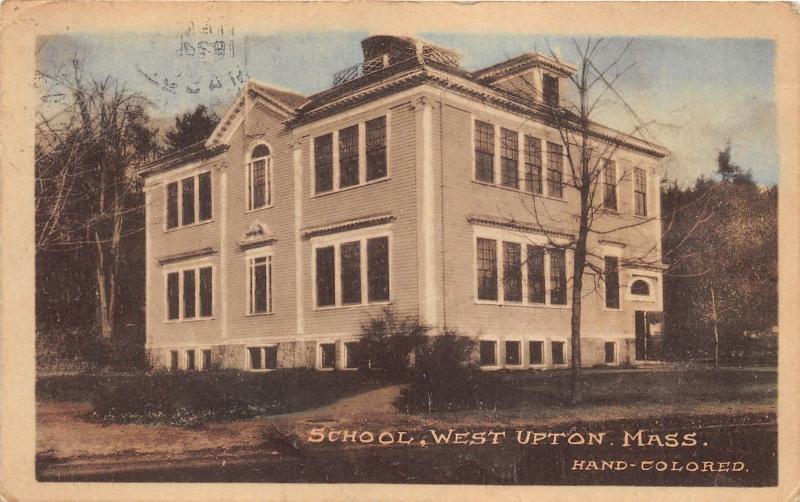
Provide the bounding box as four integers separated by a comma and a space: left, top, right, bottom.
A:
249, 80, 308, 109
138, 141, 227, 178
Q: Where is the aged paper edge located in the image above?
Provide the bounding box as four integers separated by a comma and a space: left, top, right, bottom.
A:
1, 1, 798, 501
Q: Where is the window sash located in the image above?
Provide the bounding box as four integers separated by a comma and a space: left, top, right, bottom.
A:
345, 342, 360, 369
202, 349, 212, 370
367, 237, 389, 302
170, 350, 179, 371
551, 341, 566, 365
167, 272, 180, 319
474, 121, 494, 183
320, 343, 336, 369
549, 249, 567, 305
476, 238, 498, 301
527, 245, 546, 304
366, 116, 387, 181
543, 75, 559, 107
183, 269, 196, 318
186, 350, 196, 371
502, 241, 522, 302
248, 256, 271, 314
529, 341, 544, 365
603, 160, 617, 211
500, 128, 519, 188
199, 266, 213, 317
265, 346, 278, 369
604, 256, 620, 309
340, 241, 362, 304
505, 341, 521, 365
339, 125, 360, 188
604, 342, 616, 364
524, 135, 543, 194
634, 167, 647, 216
547, 143, 563, 198
249, 158, 268, 210
181, 177, 195, 226
166, 182, 179, 229
315, 246, 336, 307
314, 133, 334, 193
479, 341, 497, 366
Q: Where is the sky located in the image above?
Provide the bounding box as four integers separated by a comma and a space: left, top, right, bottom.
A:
37, 30, 778, 186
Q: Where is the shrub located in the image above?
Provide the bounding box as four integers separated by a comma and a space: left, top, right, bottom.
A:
400, 330, 504, 412
358, 307, 430, 378
88, 369, 386, 426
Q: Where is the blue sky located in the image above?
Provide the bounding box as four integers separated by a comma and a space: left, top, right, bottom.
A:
37, 31, 777, 185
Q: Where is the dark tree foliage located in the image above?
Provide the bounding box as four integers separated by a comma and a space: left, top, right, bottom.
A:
163, 105, 220, 152
661, 147, 777, 361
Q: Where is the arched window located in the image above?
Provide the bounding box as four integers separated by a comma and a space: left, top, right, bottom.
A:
631, 279, 650, 296
247, 144, 272, 210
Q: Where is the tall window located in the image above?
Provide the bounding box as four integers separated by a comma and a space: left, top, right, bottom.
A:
315, 246, 336, 307
183, 269, 196, 318
550, 248, 567, 305
503, 241, 522, 302
527, 245, 546, 304
524, 135, 543, 194
366, 116, 387, 181
474, 121, 495, 183
500, 128, 519, 189
339, 125, 360, 188
166, 265, 213, 320
181, 177, 195, 226
166, 172, 212, 229
543, 74, 559, 107
603, 159, 617, 211
547, 143, 563, 198
247, 254, 272, 314
314, 234, 391, 308
186, 349, 196, 371
170, 350, 179, 371
634, 167, 648, 216
248, 144, 271, 210
367, 237, 390, 302
604, 256, 620, 309
314, 133, 334, 193
167, 272, 180, 320
476, 238, 498, 301
340, 241, 362, 305
166, 182, 179, 229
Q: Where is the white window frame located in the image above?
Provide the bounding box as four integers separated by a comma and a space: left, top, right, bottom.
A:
472, 228, 571, 310
469, 116, 567, 204
310, 225, 392, 310
628, 275, 657, 303
503, 339, 524, 368
317, 342, 337, 370
343, 340, 360, 371
603, 340, 619, 366
550, 339, 569, 368
310, 112, 391, 197
478, 338, 500, 370
245, 248, 274, 316
545, 141, 565, 199
163, 170, 213, 231
246, 142, 273, 211
632, 166, 649, 217
162, 260, 214, 322
603, 158, 619, 212
246, 345, 279, 371
527, 338, 547, 368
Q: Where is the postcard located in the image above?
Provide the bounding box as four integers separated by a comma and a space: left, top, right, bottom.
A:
1, 1, 798, 501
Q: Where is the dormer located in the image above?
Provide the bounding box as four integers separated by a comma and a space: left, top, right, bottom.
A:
473, 53, 576, 107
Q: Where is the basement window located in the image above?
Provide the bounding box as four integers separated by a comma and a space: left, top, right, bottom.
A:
320, 343, 336, 369
479, 340, 497, 367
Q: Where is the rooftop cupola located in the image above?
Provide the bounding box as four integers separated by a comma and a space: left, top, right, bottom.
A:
332, 35, 461, 86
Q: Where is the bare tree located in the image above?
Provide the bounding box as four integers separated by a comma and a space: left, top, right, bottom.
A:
36, 58, 158, 339
504, 39, 669, 404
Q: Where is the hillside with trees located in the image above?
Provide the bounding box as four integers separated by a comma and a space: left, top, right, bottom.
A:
662, 147, 778, 364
